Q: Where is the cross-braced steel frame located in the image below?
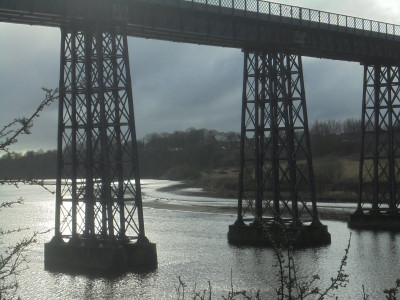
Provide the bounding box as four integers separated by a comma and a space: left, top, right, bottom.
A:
357, 64, 400, 215
54, 27, 147, 244
235, 51, 321, 227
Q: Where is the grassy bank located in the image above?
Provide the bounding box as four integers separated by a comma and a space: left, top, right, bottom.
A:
190, 155, 359, 203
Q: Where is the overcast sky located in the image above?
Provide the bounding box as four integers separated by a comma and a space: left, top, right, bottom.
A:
1, 0, 399, 153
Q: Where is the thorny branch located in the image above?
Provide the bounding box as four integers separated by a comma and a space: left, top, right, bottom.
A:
0, 87, 57, 154
0, 179, 55, 195
0, 89, 57, 298
0, 198, 23, 211
0, 88, 58, 196
176, 272, 261, 300
384, 279, 400, 300
0, 231, 37, 299
0, 200, 36, 299
0, 199, 52, 299
316, 234, 351, 299
261, 220, 351, 300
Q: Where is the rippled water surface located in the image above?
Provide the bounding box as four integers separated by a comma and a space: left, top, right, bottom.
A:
1, 180, 400, 299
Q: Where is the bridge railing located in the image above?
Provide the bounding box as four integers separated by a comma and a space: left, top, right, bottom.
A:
181, 0, 400, 40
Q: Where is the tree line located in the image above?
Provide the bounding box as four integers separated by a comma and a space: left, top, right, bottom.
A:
310, 118, 361, 157
0, 118, 362, 180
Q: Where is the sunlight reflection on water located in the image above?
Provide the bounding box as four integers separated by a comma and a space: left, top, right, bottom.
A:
1, 180, 399, 299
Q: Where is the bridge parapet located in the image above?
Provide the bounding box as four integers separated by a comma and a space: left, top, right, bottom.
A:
177, 0, 400, 40
1, 0, 400, 63
1, 0, 399, 40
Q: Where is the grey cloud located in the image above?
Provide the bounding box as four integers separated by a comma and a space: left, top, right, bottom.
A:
0, 0, 397, 152
303, 58, 363, 122
130, 38, 243, 137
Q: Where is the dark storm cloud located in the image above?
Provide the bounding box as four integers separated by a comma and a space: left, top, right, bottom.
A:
130, 39, 243, 137
303, 58, 363, 122
0, 0, 398, 152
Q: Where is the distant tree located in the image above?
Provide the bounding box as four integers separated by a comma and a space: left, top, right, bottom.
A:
142, 128, 240, 179
310, 118, 361, 157
0, 149, 57, 180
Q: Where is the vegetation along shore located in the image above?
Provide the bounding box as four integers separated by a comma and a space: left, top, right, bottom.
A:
0, 118, 361, 205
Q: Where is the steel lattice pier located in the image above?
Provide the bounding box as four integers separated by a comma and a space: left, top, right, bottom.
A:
228, 51, 330, 247
349, 64, 400, 230
45, 27, 157, 273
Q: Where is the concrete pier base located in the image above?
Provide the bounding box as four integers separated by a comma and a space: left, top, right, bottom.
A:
44, 239, 157, 274
348, 213, 400, 231
228, 223, 331, 248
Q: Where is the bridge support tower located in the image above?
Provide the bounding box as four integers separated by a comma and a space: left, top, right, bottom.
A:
228, 51, 330, 247
45, 27, 157, 273
349, 64, 400, 231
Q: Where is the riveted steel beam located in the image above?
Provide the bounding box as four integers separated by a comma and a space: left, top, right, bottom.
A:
236, 51, 321, 226
54, 27, 147, 244
2, 0, 400, 64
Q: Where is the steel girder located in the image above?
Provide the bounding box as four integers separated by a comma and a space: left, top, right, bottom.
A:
236, 51, 320, 226
54, 28, 146, 243
357, 64, 400, 215
2, 0, 400, 65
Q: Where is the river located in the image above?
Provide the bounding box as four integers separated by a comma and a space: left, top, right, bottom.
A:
1, 180, 399, 299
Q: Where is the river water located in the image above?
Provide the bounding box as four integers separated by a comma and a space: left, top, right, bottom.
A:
1, 180, 399, 299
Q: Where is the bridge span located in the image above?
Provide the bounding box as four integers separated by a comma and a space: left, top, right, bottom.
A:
1, 0, 400, 272
1, 0, 400, 64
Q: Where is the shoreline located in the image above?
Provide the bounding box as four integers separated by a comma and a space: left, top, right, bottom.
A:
143, 200, 352, 222
144, 180, 354, 222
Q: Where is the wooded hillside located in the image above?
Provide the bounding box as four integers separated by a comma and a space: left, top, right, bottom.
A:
0, 119, 362, 201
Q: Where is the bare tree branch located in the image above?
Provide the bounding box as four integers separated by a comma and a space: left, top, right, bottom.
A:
0, 89, 57, 298
0, 87, 58, 153
0, 179, 55, 195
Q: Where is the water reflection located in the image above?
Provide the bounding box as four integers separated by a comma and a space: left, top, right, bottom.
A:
1, 181, 400, 299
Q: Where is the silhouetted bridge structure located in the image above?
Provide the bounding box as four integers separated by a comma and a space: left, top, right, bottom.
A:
1, 0, 400, 272
3, 0, 400, 63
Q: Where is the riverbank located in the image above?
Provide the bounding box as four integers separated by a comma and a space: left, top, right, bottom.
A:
179, 161, 360, 204
143, 181, 354, 222
143, 200, 352, 221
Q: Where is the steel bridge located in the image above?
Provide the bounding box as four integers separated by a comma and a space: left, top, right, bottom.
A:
2, 0, 400, 64
1, 0, 400, 269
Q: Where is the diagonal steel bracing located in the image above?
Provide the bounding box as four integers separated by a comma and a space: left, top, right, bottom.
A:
236, 51, 321, 226
54, 27, 147, 244
357, 64, 400, 215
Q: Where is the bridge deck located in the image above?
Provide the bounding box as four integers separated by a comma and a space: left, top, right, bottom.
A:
1, 0, 400, 64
